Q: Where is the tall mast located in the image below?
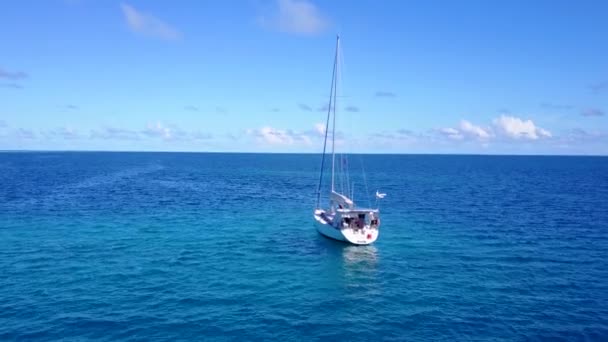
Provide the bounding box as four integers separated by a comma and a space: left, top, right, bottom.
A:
331, 35, 339, 192
315, 35, 340, 208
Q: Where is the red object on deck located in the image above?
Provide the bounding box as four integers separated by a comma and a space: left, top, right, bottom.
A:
367, 234, 372, 239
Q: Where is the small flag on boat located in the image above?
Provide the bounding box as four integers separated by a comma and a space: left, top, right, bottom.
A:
375, 190, 386, 199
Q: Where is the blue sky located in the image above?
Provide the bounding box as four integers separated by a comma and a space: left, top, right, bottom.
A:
1, 0, 607, 154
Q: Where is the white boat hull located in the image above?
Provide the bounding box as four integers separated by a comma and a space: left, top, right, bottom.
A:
314, 210, 379, 245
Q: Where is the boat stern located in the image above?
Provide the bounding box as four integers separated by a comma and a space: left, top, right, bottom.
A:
341, 227, 379, 245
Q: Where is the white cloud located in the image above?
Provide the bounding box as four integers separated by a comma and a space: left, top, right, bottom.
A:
314, 122, 326, 136
493, 115, 551, 140
142, 122, 175, 140
438, 127, 463, 140
258, 126, 295, 144
248, 125, 320, 146
120, 3, 181, 40
259, 0, 329, 35
56, 126, 80, 140
438, 120, 491, 141
91, 123, 211, 142
439, 115, 551, 142
459, 120, 491, 139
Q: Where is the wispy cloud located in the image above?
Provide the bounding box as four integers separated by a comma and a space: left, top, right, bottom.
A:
0, 67, 27, 89
184, 105, 199, 112
298, 103, 313, 111
216, 107, 227, 114
313, 122, 326, 136
0, 68, 28, 80
0, 83, 23, 89
305, 126, 343, 140
438, 127, 464, 140
61, 104, 79, 110
120, 3, 181, 41
91, 127, 140, 140
258, 0, 329, 35
90, 123, 212, 142
345, 105, 359, 112
271, 107, 281, 112
246, 123, 339, 146
368, 129, 424, 149
226, 132, 242, 141
63, 0, 86, 5
317, 104, 334, 112
375, 91, 396, 98
42, 126, 81, 140
0, 120, 7, 128
581, 108, 604, 117
191, 131, 213, 140
15, 128, 36, 140
437, 121, 492, 141
540, 102, 573, 110
248, 126, 312, 145
140, 122, 212, 142
397, 129, 413, 136
589, 81, 608, 94
142, 122, 175, 140
559, 128, 607, 144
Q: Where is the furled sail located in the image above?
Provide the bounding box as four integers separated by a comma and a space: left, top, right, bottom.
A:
331, 191, 354, 209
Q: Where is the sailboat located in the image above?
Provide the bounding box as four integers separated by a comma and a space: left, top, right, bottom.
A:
314, 36, 384, 245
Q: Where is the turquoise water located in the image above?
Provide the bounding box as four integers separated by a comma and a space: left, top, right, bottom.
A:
1, 152, 607, 340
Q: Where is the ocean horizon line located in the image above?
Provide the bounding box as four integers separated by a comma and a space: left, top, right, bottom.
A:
0, 149, 606, 157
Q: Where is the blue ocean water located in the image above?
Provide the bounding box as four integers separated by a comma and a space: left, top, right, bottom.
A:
1, 152, 607, 341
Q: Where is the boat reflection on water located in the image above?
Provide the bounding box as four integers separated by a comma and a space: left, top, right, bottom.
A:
315, 237, 379, 268
342, 245, 378, 266
314, 237, 381, 292
339, 245, 381, 294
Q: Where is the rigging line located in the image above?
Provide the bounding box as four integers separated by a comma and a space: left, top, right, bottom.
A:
341, 154, 347, 196
345, 154, 351, 202
335, 37, 347, 198
338, 153, 341, 194
338, 153, 342, 194
339, 38, 354, 202
340, 153, 344, 195
344, 155, 347, 196
359, 154, 372, 208
331, 36, 339, 194
340, 154, 346, 196
316, 36, 339, 208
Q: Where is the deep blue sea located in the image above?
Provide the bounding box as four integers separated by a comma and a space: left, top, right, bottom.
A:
1, 152, 607, 341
